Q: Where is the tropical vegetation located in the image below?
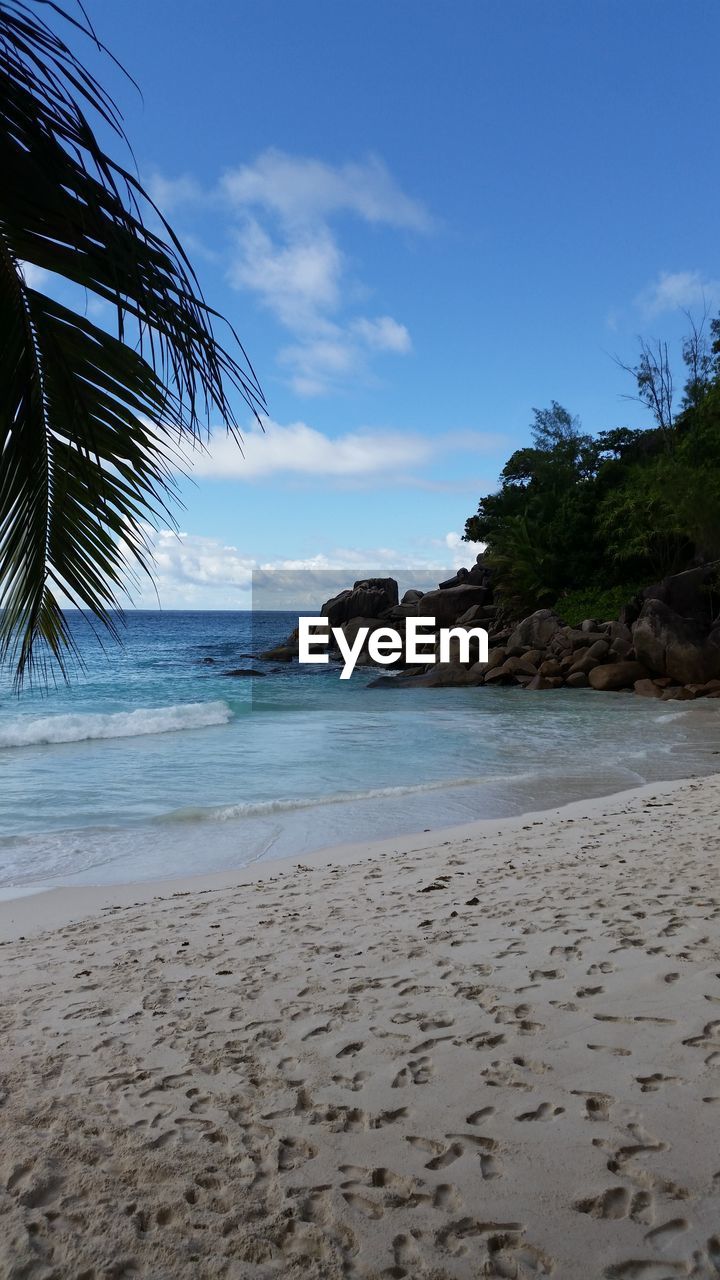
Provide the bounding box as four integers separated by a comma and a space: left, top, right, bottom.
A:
463, 316, 720, 623
0, 1, 263, 682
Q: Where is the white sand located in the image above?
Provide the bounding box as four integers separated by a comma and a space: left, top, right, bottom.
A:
1, 775, 719, 1278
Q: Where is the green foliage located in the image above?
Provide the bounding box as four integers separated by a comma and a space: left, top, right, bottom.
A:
556, 585, 644, 629
464, 324, 720, 620
481, 515, 559, 615
0, 3, 264, 682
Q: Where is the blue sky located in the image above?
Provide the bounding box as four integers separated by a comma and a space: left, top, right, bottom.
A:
56, 0, 720, 606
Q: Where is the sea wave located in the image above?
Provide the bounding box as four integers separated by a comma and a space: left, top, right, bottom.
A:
165, 775, 491, 824
0, 701, 233, 749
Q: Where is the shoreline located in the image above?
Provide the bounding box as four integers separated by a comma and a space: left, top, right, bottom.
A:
0, 769, 714, 943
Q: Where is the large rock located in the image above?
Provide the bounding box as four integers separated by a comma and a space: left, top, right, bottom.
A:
499, 656, 538, 679
341, 616, 392, 646
568, 651, 602, 676
608, 636, 633, 660
539, 658, 564, 678
438, 561, 494, 591
367, 658, 481, 688
456, 603, 495, 625
258, 645, 295, 661
565, 671, 589, 688
484, 665, 516, 685
586, 639, 610, 662
634, 678, 663, 699
419, 584, 491, 626
485, 647, 508, 671
322, 577, 399, 626
526, 674, 563, 690
259, 626, 300, 661
559, 627, 608, 649
643, 564, 718, 618
382, 604, 418, 621
366, 672, 436, 689
508, 609, 562, 651
588, 661, 649, 691
632, 599, 720, 685
420, 661, 479, 686
608, 621, 632, 646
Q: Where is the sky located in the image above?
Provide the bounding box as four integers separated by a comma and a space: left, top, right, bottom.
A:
49, 0, 720, 607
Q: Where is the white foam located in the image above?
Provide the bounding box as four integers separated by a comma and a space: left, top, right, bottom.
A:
208, 776, 485, 820
0, 701, 233, 749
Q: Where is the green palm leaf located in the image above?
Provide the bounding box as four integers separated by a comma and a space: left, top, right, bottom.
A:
0, 0, 265, 682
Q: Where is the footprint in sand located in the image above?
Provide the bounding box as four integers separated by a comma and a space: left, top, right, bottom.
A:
572, 1091, 613, 1121
331, 1070, 369, 1092
435, 1215, 521, 1256
422, 1140, 464, 1171
605, 1261, 688, 1278
277, 1137, 317, 1171
515, 1102, 565, 1122
418, 1014, 455, 1031
644, 1218, 689, 1251
391, 1056, 434, 1087
391, 1231, 424, 1273
574, 1187, 655, 1225
339, 1164, 429, 1214
335, 1040, 364, 1058
466, 1106, 495, 1125
636, 1073, 681, 1093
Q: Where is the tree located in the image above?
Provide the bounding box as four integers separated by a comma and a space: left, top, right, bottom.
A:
617, 337, 674, 435
0, 2, 265, 682
680, 309, 713, 412
464, 316, 720, 620
464, 403, 606, 612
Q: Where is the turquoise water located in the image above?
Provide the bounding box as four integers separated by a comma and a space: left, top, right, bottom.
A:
1, 611, 718, 890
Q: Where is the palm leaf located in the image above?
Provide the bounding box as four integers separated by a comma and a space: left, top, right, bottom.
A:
0, 0, 265, 682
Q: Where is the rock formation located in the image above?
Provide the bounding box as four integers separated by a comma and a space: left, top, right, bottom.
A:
257, 556, 720, 702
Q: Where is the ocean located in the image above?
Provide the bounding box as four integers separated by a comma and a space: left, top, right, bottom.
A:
0, 610, 717, 892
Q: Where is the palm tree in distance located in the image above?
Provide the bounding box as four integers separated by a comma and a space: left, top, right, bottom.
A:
0, 0, 265, 683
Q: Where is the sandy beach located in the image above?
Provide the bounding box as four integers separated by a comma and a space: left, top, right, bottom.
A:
1, 775, 719, 1279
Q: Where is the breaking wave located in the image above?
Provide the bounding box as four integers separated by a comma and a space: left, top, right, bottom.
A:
166, 775, 489, 823
0, 701, 233, 749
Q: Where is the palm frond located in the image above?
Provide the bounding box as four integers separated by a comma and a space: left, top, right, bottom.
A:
0, 0, 265, 682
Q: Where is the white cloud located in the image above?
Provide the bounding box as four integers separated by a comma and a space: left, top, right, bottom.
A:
352, 315, 412, 354
191, 419, 433, 480
125, 529, 466, 609
147, 171, 205, 213
637, 270, 720, 317
146, 151, 427, 394
228, 220, 343, 330
220, 149, 431, 232
217, 149, 428, 393
184, 418, 504, 485
277, 314, 412, 395
152, 531, 254, 592
278, 336, 359, 396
